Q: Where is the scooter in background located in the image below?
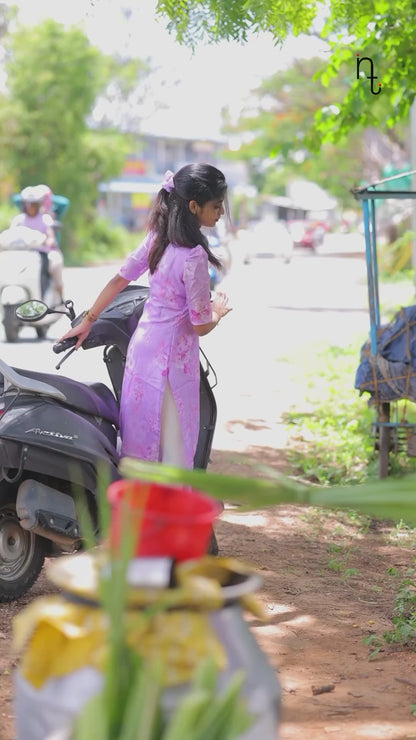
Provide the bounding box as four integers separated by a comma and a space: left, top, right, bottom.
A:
0, 226, 64, 341
11, 190, 70, 248
0, 286, 218, 602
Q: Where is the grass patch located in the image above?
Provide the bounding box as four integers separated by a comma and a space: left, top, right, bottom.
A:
300, 507, 371, 538
364, 574, 416, 658
282, 343, 375, 485
387, 520, 416, 549
282, 341, 416, 486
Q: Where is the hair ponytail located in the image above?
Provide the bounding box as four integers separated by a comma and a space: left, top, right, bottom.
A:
147, 189, 171, 274
147, 164, 227, 274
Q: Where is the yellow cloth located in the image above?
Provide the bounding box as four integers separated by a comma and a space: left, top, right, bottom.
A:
15, 597, 225, 689
13, 555, 266, 690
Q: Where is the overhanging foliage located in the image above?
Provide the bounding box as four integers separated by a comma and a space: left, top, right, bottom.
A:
157, 0, 416, 143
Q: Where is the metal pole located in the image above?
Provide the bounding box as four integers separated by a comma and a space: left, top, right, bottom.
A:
370, 199, 380, 327
411, 100, 416, 285
363, 199, 378, 353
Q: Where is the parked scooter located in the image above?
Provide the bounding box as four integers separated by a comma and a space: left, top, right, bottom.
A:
0, 285, 218, 602
0, 226, 64, 341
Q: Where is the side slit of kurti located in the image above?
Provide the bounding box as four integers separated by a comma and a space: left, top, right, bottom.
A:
159, 378, 187, 467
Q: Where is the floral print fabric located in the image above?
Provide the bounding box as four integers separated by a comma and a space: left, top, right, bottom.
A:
118, 234, 212, 469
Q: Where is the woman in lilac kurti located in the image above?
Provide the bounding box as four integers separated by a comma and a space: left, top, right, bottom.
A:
118, 233, 212, 469
60, 163, 232, 469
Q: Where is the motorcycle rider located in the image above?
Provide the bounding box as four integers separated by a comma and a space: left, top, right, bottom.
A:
10, 185, 64, 303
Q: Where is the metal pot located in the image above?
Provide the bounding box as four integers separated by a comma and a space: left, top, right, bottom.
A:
14, 554, 280, 740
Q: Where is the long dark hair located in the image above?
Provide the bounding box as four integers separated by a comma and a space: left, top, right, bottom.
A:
147, 163, 228, 274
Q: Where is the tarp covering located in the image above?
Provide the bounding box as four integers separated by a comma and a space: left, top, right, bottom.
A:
355, 305, 416, 402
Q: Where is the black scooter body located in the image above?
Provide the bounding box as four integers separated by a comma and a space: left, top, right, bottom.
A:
0, 285, 217, 601
0, 395, 119, 487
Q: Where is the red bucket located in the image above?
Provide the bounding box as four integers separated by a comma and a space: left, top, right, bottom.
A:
107, 479, 221, 561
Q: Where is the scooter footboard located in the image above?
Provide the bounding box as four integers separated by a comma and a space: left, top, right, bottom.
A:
0, 438, 119, 493
0, 249, 42, 300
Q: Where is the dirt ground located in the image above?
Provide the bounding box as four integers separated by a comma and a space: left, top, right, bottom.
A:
2, 448, 416, 739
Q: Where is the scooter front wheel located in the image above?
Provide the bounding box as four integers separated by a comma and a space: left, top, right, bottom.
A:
0, 490, 46, 602
3, 304, 20, 342
35, 325, 48, 339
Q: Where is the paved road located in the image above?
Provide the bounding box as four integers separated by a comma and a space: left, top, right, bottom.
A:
0, 235, 413, 461
0, 262, 130, 384
204, 239, 372, 454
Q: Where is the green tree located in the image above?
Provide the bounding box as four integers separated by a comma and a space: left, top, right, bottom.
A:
0, 19, 134, 255
157, 0, 317, 48
0, 3, 16, 196
157, 0, 416, 143
314, 0, 415, 143
226, 58, 409, 206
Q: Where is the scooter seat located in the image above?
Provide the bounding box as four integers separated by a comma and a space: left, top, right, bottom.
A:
2, 366, 119, 427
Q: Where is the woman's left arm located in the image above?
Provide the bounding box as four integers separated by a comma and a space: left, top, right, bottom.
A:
193, 292, 232, 336
59, 273, 129, 349
183, 246, 232, 335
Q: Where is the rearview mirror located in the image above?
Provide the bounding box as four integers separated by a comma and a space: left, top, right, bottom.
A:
15, 300, 49, 321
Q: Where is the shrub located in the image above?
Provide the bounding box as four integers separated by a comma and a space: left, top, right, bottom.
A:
66, 217, 143, 265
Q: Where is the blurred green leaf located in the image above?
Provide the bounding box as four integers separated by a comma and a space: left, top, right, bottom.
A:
74, 692, 109, 739
120, 458, 416, 525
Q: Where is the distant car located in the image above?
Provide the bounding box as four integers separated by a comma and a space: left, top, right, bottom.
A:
287, 219, 326, 250
243, 218, 294, 264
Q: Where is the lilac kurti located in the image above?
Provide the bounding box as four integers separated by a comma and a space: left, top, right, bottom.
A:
118, 233, 212, 469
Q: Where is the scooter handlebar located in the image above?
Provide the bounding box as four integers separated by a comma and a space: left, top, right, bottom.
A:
53, 309, 85, 353
53, 337, 77, 354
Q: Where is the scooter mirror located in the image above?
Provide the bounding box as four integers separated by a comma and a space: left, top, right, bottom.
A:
15, 300, 49, 321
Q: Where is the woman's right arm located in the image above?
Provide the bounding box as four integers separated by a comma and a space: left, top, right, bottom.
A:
59, 273, 129, 349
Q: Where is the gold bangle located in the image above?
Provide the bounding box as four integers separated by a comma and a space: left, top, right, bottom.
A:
84, 309, 99, 323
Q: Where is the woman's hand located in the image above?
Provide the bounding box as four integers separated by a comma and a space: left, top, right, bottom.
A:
57, 274, 130, 350
211, 291, 232, 320
58, 317, 93, 350
193, 292, 232, 336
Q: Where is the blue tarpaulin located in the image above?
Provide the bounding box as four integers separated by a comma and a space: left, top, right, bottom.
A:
355, 305, 416, 402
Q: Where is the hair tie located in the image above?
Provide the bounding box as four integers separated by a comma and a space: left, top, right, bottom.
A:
161, 170, 175, 193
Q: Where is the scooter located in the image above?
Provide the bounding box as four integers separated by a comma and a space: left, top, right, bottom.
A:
0, 285, 218, 602
0, 226, 64, 342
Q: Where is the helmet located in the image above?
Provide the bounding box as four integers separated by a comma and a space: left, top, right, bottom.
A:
20, 185, 45, 205
37, 184, 53, 212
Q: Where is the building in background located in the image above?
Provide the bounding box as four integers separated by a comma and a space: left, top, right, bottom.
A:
98, 132, 247, 231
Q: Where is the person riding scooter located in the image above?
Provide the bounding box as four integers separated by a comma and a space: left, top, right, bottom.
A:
10, 185, 64, 303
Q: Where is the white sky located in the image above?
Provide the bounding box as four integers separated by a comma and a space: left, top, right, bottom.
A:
4, 0, 328, 139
